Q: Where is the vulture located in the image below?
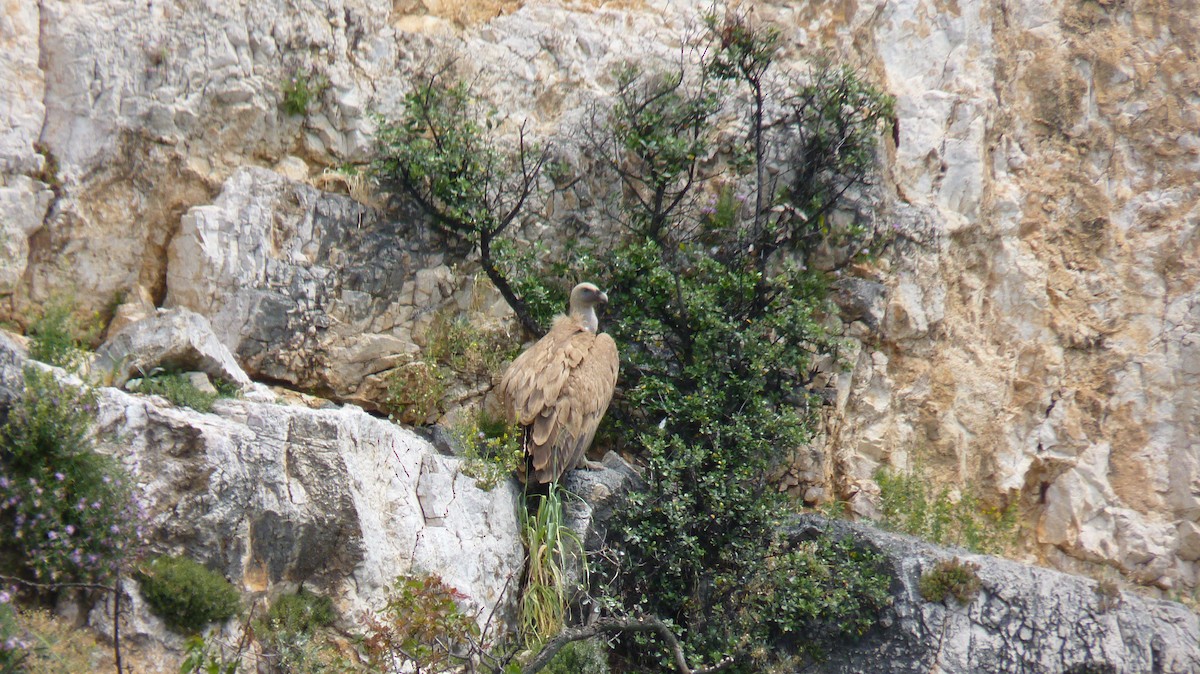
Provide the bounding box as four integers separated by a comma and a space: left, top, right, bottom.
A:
498, 282, 619, 484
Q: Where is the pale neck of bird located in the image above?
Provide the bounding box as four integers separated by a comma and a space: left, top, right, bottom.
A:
572, 306, 599, 332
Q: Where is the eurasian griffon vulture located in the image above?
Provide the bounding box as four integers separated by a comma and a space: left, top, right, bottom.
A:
498, 283, 619, 483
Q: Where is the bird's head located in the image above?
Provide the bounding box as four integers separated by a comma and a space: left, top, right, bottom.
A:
569, 282, 608, 331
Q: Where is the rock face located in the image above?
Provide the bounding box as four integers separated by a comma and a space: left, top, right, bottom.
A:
0, 332, 525, 659
790, 515, 1200, 674
794, 0, 1200, 595
164, 166, 458, 408
2, 0, 1200, 597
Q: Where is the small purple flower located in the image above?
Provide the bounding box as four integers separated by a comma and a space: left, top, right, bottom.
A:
65, 524, 75, 535
47, 530, 58, 540
109, 525, 120, 535
54, 472, 65, 482
0, 590, 10, 604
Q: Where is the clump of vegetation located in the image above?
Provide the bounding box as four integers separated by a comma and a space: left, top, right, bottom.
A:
361, 574, 483, 674
520, 485, 584, 645
384, 358, 447, 425
134, 370, 238, 413
282, 68, 329, 116
134, 555, 241, 634
918, 557, 982, 605
451, 409, 524, 490
0, 367, 141, 587
372, 63, 551, 337
540, 638, 609, 674
254, 589, 346, 674
1093, 578, 1122, 613
875, 464, 1019, 555
26, 294, 98, 372
181, 634, 243, 674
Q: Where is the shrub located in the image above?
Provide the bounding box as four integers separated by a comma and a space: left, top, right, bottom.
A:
875, 465, 1018, 554
918, 558, 982, 605
383, 358, 447, 425
254, 589, 346, 674
371, 66, 551, 337
134, 555, 241, 634
27, 294, 97, 372
362, 574, 481, 674
0, 367, 140, 586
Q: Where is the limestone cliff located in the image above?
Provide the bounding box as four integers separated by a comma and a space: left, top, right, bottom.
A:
2, 0, 1198, 611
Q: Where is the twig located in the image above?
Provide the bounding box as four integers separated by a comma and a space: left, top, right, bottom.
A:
0, 573, 116, 594
521, 615, 738, 674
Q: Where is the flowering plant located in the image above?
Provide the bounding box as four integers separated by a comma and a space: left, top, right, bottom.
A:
0, 367, 142, 587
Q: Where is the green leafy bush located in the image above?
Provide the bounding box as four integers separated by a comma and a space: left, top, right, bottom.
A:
451, 409, 524, 490
918, 558, 982, 605
134, 555, 241, 634
371, 67, 550, 337
541, 638, 609, 674
875, 465, 1018, 554
255, 589, 346, 674
362, 574, 481, 674
0, 367, 140, 586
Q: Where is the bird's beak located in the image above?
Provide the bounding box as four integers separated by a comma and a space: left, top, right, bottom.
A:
597, 291, 609, 305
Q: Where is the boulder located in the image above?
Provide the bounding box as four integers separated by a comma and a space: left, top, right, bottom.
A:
93, 308, 253, 390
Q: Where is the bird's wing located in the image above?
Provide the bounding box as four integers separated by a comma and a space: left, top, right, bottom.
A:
526, 331, 619, 483
497, 316, 582, 426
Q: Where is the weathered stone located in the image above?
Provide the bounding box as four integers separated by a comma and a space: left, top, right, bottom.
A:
165, 167, 448, 410
790, 515, 1200, 674
0, 332, 525, 654
562, 451, 645, 552
94, 308, 252, 390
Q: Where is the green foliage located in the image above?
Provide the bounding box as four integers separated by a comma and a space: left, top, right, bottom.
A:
541, 638, 610, 674
135, 555, 241, 634
451, 409, 524, 490
371, 66, 549, 336
875, 465, 1018, 555
362, 574, 481, 674
0, 589, 27, 673
384, 358, 447, 425
255, 589, 349, 674
0, 367, 140, 586
423, 309, 515, 381
918, 558, 982, 605
136, 371, 236, 413
27, 295, 97, 372
520, 485, 584, 645
281, 68, 328, 116
181, 634, 241, 674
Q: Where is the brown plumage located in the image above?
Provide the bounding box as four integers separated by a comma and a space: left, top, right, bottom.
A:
497, 283, 619, 484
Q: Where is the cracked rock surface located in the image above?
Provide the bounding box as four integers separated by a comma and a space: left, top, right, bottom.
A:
790, 515, 1200, 674
0, 332, 524, 653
